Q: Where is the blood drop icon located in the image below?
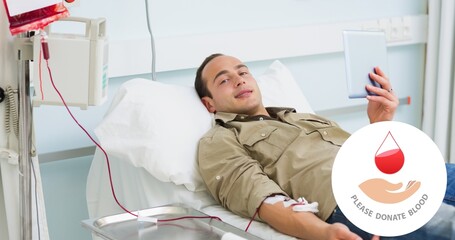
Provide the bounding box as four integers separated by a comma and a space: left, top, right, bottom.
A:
375, 131, 404, 174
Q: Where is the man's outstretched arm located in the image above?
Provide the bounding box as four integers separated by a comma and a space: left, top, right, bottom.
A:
258, 201, 377, 240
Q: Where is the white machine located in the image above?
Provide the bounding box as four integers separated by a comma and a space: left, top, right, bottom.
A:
32, 17, 108, 109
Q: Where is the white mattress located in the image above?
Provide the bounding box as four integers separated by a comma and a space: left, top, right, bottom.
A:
86, 149, 296, 240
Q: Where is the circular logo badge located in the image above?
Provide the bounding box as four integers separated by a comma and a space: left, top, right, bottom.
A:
332, 121, 446, 237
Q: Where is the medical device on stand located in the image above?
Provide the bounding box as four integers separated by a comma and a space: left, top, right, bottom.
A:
2, 1, 107, 239
13, 19, 107, 237
32, 17, 108, 109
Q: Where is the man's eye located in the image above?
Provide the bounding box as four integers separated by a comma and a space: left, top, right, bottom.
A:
219, 79, 228, 85
239, 72, 248, 76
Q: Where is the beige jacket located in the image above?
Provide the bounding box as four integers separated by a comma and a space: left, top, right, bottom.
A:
197, 107, 350, 221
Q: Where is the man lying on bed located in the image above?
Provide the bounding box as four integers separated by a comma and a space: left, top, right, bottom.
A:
194, 53, 455, 240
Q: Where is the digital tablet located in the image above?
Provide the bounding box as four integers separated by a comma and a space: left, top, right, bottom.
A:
343, 30, 388, 98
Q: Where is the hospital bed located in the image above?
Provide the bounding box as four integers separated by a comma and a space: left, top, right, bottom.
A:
85, 60, 314, 239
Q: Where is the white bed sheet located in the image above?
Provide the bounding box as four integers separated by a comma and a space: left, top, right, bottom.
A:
86, 150, 296, 240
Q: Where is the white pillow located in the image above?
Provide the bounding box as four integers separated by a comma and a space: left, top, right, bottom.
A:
95, 80, 212, 192
95, 60, 312, 192
258, 60, 314, 113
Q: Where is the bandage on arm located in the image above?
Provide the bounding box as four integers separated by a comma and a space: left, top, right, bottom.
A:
258, 196, 330, 239
263, 195, 319, 213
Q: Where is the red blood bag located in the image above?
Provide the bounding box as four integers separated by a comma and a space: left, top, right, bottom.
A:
2, 0, 69, 35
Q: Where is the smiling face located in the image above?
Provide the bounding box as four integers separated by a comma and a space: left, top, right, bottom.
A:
200, 55, 268, 116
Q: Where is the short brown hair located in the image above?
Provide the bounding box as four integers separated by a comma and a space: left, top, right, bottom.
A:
194, 53, 224, 99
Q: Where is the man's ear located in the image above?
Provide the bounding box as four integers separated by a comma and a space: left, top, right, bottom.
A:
201, 96, 216, 113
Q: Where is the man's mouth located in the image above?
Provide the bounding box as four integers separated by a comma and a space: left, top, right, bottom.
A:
235, 89, 253, 98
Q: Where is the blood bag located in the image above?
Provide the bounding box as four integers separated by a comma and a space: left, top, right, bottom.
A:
2, 0, 69, 35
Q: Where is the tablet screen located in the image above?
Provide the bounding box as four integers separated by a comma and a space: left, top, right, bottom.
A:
343, 30, 388, 98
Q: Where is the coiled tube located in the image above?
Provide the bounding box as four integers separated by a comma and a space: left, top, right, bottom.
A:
5, 86, 19, 137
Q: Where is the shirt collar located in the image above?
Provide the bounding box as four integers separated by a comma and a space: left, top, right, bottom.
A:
214, 107, 296, 124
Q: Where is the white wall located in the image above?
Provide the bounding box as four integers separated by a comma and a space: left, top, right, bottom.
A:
33, 1, 428, 239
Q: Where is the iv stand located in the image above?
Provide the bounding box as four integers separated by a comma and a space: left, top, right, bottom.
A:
16, 32, 33, 240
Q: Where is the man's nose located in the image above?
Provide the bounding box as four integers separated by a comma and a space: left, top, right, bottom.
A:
234, 76, 245, 87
